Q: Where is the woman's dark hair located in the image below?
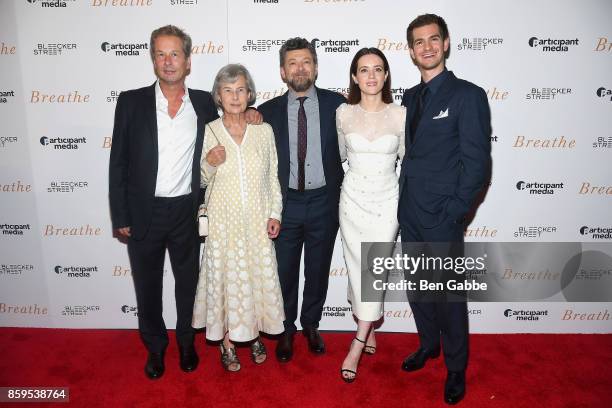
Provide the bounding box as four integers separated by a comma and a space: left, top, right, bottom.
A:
347, 47, 393, 105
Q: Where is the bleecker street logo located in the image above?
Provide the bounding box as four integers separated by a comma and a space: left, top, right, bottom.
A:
516, 181, 564, 195
0, 137, 18, 148
513, 226, 557, 238
528, 36, 579, 52
47, 181, 88, 193
596, 87, 612, 101
311, 38, 359, 53
101, 42, 148, 56
55, 265, 98, 278
106, 90, 121, 103
0, 90, 15, 103
0, 223, 31, 236
580, 226, 612, 240
27, 0, 75, 8
504, 309, 548, 321
526, 88, 572, 100
592, 137, 612, 149
33, 43, 77, 56
457, 37, 503, 51
40, 136, 86, 150
61, 305, 100, 316
242, 39, 285, 52
0, 264, 34, 276
170, 0, 198, 5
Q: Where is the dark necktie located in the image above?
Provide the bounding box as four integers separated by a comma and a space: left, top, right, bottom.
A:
297, 96, 308, 191
410, 85, 429, 143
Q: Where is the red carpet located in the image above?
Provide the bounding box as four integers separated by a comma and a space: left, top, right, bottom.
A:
0, 329, 610, 407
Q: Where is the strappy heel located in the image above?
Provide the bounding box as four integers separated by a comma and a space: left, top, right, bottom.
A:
220, 343, 241, 372
364, 344, 377, 355
340, 337, 366, 383
250, 337, 267, 364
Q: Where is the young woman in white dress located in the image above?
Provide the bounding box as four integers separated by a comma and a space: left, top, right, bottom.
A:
336, 48, 406, 382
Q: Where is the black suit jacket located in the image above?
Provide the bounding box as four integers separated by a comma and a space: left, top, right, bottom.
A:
258, 87, 346, 221
399, 71, 491, 228
108, 83, 219, 240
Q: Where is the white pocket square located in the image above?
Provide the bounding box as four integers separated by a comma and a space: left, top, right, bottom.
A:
432, 108, 449, 119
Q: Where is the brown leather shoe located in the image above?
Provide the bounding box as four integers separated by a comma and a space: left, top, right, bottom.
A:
302, 326, 325, 354
275, 332, 294, 362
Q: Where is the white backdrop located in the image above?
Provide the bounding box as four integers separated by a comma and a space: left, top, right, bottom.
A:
1, 0, 611, 333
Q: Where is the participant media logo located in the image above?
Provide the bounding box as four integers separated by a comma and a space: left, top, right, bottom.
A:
47, 181, 88, 193
0, 90, 15, 103
596, 87, 612, 101
516, 181, 564, 195
40, 136, 86, 150
0, 264, 34, 276
592, 137, 612, 149
513, 226, 557, 238
241, 39, 285, 52
0, 223, 31, 236
456, 37, 503, 51
121, 305, 138, 316
504, 308, 548, 321
322, 305, 351, 317
311, 38, 360, 53
33, 43, 77, 56
528, 36, 579, 52
26, 0, 75, 8
579, 226, 612, 240
253, 0, 278, 3
55, 265, 98, 278
101, 42, 148, 56
61, 305, 100, 316
525, 87, 571, 100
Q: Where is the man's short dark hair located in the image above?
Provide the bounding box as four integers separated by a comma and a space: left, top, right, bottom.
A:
149, 25, 192, 60
279, 37, 318, 66
406, 14, 449, 48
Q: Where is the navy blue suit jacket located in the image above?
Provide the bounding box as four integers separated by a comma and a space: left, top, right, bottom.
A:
399, 71, 491, 228
108, 83, 219, 240
258, 87, 346, 221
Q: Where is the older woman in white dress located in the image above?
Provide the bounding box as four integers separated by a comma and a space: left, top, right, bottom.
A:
192, 64, 285, 372
337, 48, 406, 382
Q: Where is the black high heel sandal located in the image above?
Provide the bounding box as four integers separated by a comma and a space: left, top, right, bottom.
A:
340, 337, 366, 383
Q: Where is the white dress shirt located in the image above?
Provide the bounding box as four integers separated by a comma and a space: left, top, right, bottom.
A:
154, 81, 198, 197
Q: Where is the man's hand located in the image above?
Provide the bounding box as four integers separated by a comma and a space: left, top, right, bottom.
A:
206, 145, 226, 167
245, 108, 263, 125
267, 218, 280, 239
116, 227, 131, 237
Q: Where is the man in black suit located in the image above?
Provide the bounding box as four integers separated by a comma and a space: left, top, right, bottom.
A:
108, 25, 219, 379
258, 38, 346, 362
398, 14, 491, 404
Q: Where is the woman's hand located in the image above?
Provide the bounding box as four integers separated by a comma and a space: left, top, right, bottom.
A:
245, 108, 263, 125
206, 144, 226, 167
267, 218, 280, 239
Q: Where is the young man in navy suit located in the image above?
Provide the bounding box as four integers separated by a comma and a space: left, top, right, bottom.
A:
398, 14, 491, 404
258, 38, 346, 362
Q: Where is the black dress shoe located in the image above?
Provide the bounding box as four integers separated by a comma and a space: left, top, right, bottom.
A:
144, 352, 165, 380
179, 345, 199, 372
275, 332, 294, 362
302, 326, 325, 354
444, 371, 466, 405
401, 347, 440, 372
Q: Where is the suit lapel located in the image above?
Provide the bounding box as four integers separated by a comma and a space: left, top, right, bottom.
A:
278, 92, 290, 176
414, 72, 457, 143
189, 88, 206, 191
145, 83, 158, 154
316, 87, 329, 156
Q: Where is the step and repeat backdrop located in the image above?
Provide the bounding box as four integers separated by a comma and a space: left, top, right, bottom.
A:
1, 0, 611, 333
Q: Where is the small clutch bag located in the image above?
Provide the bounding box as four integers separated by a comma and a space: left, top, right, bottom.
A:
197, 205, 209, 237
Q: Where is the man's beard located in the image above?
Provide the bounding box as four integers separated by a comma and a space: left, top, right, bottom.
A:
287, 75, 314, 93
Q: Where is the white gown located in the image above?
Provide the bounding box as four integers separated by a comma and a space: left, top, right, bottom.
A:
336, 103, 406, 321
